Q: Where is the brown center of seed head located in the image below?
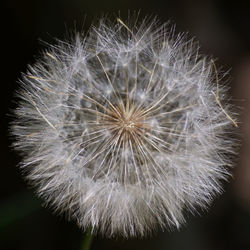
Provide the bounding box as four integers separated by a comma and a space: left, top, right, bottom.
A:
104, 101, 150, 139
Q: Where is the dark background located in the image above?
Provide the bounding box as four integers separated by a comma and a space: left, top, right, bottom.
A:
2, 0, 250, 249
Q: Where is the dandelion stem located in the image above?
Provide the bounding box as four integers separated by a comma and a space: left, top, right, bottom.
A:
81, 227, 94, 250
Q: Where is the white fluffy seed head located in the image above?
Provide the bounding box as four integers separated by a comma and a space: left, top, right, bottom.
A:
11, 16, 237, 237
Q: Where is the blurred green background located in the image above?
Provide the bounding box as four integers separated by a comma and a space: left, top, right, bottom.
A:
2, 0, 250, 249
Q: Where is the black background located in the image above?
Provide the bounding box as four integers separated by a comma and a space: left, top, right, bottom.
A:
1, 0, 250, 249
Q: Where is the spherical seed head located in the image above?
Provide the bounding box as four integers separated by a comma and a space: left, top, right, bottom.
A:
11, 16, 237, 237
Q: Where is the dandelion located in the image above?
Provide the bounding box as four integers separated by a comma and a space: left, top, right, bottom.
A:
11, 16, 237, 237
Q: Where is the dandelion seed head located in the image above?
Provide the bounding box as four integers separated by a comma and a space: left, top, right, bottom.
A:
11, 15, 237, 237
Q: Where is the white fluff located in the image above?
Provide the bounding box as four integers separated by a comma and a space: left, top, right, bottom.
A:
11, 16, 237, 237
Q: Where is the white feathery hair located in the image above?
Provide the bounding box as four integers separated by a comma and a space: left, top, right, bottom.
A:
11, 15, 237, 237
